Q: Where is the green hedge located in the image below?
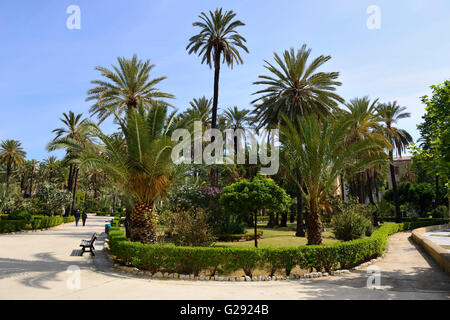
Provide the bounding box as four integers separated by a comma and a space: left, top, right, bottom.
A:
0, 216, 75, 233
108, 219, 449, 276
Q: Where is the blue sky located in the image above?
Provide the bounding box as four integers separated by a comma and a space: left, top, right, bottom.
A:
1, 0, 449, 160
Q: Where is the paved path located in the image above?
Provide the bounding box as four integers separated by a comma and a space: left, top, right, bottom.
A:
0, 215, 449, 300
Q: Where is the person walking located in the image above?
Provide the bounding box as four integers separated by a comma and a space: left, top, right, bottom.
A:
82, 212, 87, 226
74, 210, 81, 227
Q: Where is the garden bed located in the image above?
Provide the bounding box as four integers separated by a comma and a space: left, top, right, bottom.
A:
108, 219, 449, 277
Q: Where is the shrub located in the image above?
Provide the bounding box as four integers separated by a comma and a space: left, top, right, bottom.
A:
330, 201, 373, 241
432, 205, 449, 219
383, 182, 441, 217
7, 210, 32, 222
36, 183, 72, 216
164, 210, 216, 247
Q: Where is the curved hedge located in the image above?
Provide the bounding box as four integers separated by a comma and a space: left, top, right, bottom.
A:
0, 216, 75, 233
108, 219, 449, 276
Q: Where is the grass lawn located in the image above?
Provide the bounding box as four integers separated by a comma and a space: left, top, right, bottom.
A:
214, 222, 340, 248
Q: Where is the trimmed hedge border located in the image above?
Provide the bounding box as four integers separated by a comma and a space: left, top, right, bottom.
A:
0, 216, 75, 234
108, 219, 449, 279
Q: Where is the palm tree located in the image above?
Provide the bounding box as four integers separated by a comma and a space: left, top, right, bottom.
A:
341, 97, 390, 200
341, 97, 391, 225
86, 54, 174, 123
177, 96, 212, 129
21, 159, 39, 198
252, 44, 344, 129
223, 106, 251, 157
0, 140, 26, 194
252, 44, 343, 237
377, 101, 412, 222
280, 115, 387, 245
187, 8, 248, 186
48, 111, 90, 215
42, 156, 59, 183
71, 102, 176, 243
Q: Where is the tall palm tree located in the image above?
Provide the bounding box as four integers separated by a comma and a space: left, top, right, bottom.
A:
341, 97, 391, 225
0, 140, 26, 194
223, 106, 251, 157
252, 44, 343, 237
20, 159, 39, 198
252, 44, 344, 129
42, 156, 59, 183
281, 115, 387, 245
86, 54, 174, 123
187, 8, 248, 186
341, 97, 390, 200
71, 102, 176, 243
223, 106, 250, 129
377, 101, 412, 222
177, 96, 212, 129
48, 111, 90, 215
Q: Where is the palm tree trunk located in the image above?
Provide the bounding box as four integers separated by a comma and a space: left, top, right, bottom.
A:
71, 167, 79, 215
129, 202, 158, 243
366, 170, 375, 206
374, 170, 380, 202
5, 162, 11, 194
389, 151, 402, 222
65, 164, 74, 216
340, 173, 345, 202
296, 173, 305, 237
210, 52, 221, 187
28, 170, 34, 198
366, 169, 378, 226
358, 172, 365, 204
306, 199, 323, 245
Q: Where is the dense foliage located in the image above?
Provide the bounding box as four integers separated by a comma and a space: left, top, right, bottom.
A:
220, 176, 291, 247
330, 199, 373, 241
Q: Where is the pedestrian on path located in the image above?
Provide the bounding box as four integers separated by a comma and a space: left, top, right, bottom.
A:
74, 210, 81, 227
82, 212, 87, 226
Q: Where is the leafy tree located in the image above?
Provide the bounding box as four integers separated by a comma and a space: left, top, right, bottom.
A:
220, 176, 290, 247
377, 101, 412, 222
86, 54, 174, 123
0, 140, 26, 194
187, 8, 248, 186
415, 79, 450, 203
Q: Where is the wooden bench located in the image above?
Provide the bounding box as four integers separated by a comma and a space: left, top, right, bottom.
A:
80, 233, 97, 256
